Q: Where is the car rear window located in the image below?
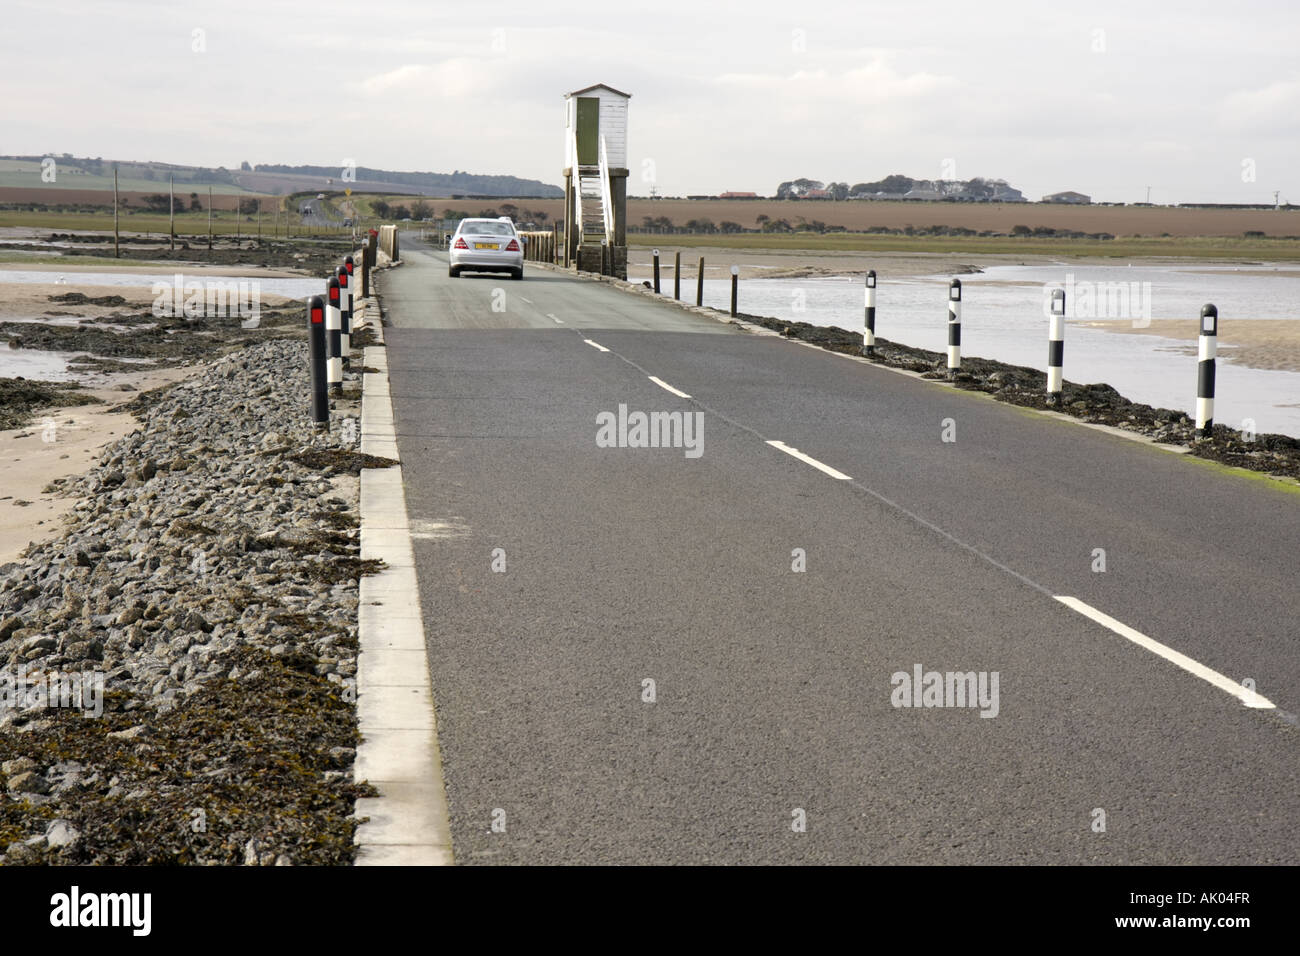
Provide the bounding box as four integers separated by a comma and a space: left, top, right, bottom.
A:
459, 221, 513, 236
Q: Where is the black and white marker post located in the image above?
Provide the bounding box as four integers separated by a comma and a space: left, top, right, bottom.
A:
344, 255, 356, 361
653, 249, 661, 294
337, 265, 351, 367
947, 279, 962, 376
1197, 304, 1218, 437
730, 265, 739, 318
1047, 287, 1065, 404
360, 239, 371, 299
326, 276, 342, 397
863, 270, 877, 355
306, 295, 329, 430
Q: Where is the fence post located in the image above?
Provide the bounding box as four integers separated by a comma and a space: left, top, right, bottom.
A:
730, 265, 739, 317
674, 251, 681, 300
653, 248, 661, 293
1047, 288, 1065, 404
327, 277, 342, 396
1197, 304, 1218, 437
697, 257, 705, 307
307, 295, 329, 430
947, 279, 962, 376
863, 270, 877, 355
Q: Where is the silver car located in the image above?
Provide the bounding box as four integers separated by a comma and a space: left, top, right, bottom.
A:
448, 217, 524, 280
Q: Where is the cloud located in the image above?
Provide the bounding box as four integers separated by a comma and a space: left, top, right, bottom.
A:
358, 64, 431, 95
1221, 78, 1300, 131
715, 58, 956, 103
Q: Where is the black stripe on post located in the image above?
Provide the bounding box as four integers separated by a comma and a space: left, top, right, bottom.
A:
1048, 340, 1064, 366
1197, 359, 1216, 398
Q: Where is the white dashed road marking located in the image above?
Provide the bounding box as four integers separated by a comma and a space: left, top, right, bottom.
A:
648, 376, 691, 398
1054, 596, 1275, 709
584, 339, 610, 352
765, 440, 852, 480
547, 313, 564, 324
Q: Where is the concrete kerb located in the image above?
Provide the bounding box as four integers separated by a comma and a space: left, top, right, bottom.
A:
351, 293, 454, 866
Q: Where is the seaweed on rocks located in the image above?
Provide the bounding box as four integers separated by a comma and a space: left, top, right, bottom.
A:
0, 378, 101, 431
286, 448, 398, 476
0, 339, 379, 865
47, 293, 128, 308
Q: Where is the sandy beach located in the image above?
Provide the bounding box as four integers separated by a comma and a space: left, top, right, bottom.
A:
1077, 318, 1300, 374
0, 364, 198, 563
0, 257, 324, 562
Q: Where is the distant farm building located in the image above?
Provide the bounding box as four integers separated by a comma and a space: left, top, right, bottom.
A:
903, 187, 943, 201
982, 183, 1026, 202
720, 191, 758, 199
1043, 191, 1091, 204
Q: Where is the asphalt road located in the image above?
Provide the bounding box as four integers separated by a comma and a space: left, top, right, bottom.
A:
378, 235, 1299, 864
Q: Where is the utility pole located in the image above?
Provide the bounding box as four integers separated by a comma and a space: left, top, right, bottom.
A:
113, 166, 120, 258
1146, 186, 1151, 205
169, 175, 175, 251
208, 185, 213, 251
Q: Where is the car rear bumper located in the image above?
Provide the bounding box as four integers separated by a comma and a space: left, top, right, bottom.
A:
450, 251, 523, 271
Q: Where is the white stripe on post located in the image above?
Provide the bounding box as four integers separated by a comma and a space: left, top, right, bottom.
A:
947, 279, 962, 374
1196, 304, 1217, 437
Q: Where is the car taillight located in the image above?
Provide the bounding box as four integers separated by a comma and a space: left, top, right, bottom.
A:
454, 238, 468, 249
505, 239, 520, 251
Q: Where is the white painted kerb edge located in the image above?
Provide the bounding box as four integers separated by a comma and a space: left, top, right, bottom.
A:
354, 310, 455, 865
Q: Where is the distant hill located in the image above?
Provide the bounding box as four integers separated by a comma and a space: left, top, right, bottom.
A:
0, 155, 563, 199
0, 156, 253, 194
249, 164, 563, 199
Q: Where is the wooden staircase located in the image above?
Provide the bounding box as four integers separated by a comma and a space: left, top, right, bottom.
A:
577, 165, 607, 240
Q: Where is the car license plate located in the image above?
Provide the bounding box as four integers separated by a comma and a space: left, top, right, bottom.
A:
474, 243, 499, 250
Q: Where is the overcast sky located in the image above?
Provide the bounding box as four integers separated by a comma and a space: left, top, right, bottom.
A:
5, 0, 1298, 203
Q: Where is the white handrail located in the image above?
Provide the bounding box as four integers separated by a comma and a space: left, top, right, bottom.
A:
569, 127, 584, 240
598, 134, 614, 244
